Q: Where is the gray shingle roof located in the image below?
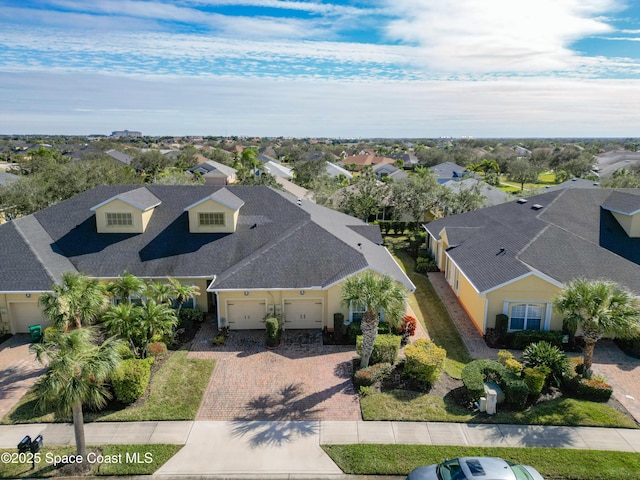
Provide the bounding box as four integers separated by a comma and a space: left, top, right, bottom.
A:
429, 162, 471, 183
90, 187, 161, 212
190, 160, 236, 178
0, 185, 412, 292
425, 188, 640, 294
601, 191, 640, 215
105, 149, 133, 165
0, 172, 19, 186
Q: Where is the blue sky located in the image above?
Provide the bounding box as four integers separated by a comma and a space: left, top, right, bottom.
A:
1, 0, 640, 137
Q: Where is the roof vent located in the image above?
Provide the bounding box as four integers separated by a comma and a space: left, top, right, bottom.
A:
517, 198, 527, 204
296, 198, 302, 206
531, 204, 543, 210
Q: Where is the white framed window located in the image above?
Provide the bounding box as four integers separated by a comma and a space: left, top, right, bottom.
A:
106, 212, 132, 226
509, 303, 543, 331
349, 301, 385, 323
199, 212, 225, 226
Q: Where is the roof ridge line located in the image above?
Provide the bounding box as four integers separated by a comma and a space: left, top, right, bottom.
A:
12, 215, 78, 286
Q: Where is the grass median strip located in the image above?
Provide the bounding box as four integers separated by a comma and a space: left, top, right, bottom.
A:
2, 350, 215, 424
0, 444, 181, 478
322, 444, 640, 480
360, 392, 638, 428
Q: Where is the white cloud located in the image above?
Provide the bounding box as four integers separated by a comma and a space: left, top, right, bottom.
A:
381, 0, 619, 73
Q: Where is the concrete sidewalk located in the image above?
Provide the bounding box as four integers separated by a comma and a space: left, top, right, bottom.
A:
1, 420, 639, 477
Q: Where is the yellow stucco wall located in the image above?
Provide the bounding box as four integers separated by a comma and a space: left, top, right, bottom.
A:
455, 271, 486, 334
186, 199, 239, 233
612, 211, 640, 238
486, 274, 562, 330
0, 293, 51, 334
95, 198, 148, 234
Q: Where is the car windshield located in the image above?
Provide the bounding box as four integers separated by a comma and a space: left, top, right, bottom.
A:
437, 459, 464, 480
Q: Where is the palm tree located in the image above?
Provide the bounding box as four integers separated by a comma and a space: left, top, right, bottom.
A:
103, 302, 141, 356
137, 300, 179, 357
40, 272, 108, 331
147, 281, 173, 305
106, 272, 146, 304
31, 328, 122, 457
554, 279, 640, 377
342, 272, 407, 368
167, 277, 200, 315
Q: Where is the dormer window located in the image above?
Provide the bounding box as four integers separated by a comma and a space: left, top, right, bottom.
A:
106, 212, 133, 227
199, 212, 225, 226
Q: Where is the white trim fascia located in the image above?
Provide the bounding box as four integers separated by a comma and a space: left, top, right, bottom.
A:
480, 271, 563, 295
482, 294, 489, 333
208, 286, 323, 292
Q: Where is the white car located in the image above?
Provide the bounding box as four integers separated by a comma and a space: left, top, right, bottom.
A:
407, 457, 544, 480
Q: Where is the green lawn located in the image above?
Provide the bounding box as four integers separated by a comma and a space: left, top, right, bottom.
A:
361, 391, 638, 428
2, 350, 215, 424
322, 444, 640, 480
497, 172, 559, 194
392, 248, 472, 379
0, 444, 181, 478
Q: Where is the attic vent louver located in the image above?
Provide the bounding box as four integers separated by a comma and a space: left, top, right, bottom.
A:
517, 198, 527, 204
532, 204, 543, 210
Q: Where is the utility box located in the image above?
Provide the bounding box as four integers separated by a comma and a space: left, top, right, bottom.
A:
485, 389, 498, 415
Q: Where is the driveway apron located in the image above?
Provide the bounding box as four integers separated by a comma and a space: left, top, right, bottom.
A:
189, 322, 361, 421
0, 335, 45, 420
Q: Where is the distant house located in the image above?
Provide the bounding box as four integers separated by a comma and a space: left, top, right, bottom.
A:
190, 160, 237, 185
261, 161, 293, 180
390, 152, 419, 168
0, 171, 19, 186
441, 178, 511, 207
105, 149, 133, 166
511, 145, 532, 157
424, 188, 640, 335
429, 162, 472, 184
258, 153, 279, 164
325, 162, 353, 180
339, 155, 394, 171
372, 162, 407, 180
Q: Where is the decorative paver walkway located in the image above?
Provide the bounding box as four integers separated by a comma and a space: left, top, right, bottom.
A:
427, 271, 640, 425
189, 322, 361, 421
0, 335, 45, 421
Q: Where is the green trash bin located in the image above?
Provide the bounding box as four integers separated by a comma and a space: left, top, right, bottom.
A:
29, 325, 42, 342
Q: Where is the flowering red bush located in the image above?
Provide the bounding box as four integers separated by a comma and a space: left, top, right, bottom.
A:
400, 315, 417, 336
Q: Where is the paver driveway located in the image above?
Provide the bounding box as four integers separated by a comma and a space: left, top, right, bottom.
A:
0, 335, 45, 420
189, 322, 360, 421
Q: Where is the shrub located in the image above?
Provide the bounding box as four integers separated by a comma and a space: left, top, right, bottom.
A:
404, 339, 447, 386
416, 257, 438, 273
346, 321, 362, 344
353, 362, 393, 387
497, 349, 513, 365
359, 385, 374, 396
265, 317, 280, 347
148, 341, 168, 359
377, 322, 392, 335
42, 326, 60, 343
356, 334, 401, 365
178, 307, 204, 326
523, 366, 549, 396
495, 314, 509, 336
400, 315, 417, 336
461, 359, 529, 410
522, 341, 570, 387
115, 342, 135, 360
510, 330, 563, 350
211, 334, 225, 346
565, 376, 613, 402
615, 334, 640, 359
111, 358, 152, 404
504, 358, 523, 377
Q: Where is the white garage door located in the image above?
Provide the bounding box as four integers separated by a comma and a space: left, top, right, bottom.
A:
9, 302, 49, 334
226, 300, 266, 329
283, 299, 323, 329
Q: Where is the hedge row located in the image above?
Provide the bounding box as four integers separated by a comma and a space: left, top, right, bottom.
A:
356, 334, 401, 365
353, 363, 393, 387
